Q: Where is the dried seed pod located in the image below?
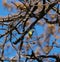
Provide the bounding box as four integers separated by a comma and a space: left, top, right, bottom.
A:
2, 0, 13, 11
43, 45, 53, 55
12, 2, 26, 10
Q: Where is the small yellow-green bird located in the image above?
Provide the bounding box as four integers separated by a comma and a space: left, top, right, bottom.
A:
28, 29, 34, 38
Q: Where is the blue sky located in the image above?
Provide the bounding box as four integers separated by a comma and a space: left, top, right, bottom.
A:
0, 0, 60, 62
0, 0, 9, 16
0, 0, 18, 16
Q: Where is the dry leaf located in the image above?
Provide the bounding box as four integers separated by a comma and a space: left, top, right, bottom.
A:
50, 15, 55, 19
48, 24, 55, 28
37, 2, 43, 9
13, 2, 26, 10
35, 47, 40, 57
45, 3, 49, 10
54, 34, 60, 39
43, 45, 53, 54
2, 0, 13, 11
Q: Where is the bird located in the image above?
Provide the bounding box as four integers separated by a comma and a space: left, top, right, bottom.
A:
28, 29, 34, 38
